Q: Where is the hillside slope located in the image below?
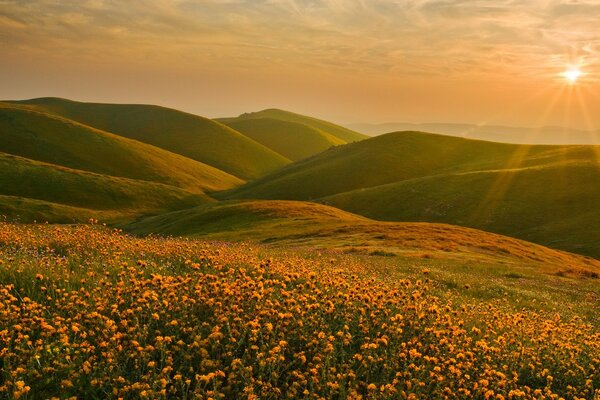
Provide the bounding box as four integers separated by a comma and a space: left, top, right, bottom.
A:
0, 152, 210, 223
126, 200, 600, 278
324, 160, 600, 256
7, 98, 289, 180
0, 103, 242, 192
220, 118, 344, 161
222, 132, 600, 258
224, 132, 531, 200
220, 108, 367, 143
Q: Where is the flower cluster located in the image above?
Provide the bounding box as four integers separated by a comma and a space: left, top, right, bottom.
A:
0, 223, 598, 399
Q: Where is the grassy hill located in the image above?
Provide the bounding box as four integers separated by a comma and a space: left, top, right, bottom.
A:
222, 131, 600, 258
126, 200, 600, 277
324, 160, 600, 256
220, 118, 345, 161
0, 103, 242, 193
223, 132, 529, 200
219, 108, 367, 143
0, 152, 210, 223
7, 98, 289, 180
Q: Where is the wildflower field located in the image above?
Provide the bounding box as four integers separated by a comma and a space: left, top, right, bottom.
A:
0, 223, 598, 399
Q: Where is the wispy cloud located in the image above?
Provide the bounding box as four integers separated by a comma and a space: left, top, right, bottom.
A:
2, 0, 598, 77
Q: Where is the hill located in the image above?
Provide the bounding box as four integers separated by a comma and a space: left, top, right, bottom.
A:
223, 132, 526, 200
324, 159, 600, 256
0, 152, 210, 223
219, 108, 367, 143
126, 199, 600, 277
0, 103, 242, 192
220, 118, 345, 161
6, 98, 289, 180
222, 132, 600, 258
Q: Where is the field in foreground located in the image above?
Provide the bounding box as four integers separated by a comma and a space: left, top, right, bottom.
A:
0, 223, 598, 399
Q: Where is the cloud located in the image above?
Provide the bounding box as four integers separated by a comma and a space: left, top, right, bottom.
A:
1, 0, 598, 79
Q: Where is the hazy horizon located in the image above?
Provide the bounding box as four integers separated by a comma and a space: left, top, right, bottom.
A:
2, 1, 600, 130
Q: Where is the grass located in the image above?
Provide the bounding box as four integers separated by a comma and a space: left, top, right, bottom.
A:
222, 131, 600, 258
324, 161, 600, 257
220, 117, 345, 161
126, 200, 600, 281
219, 108, 367, 143
0, 103, 242, 193
0, 153, 210, 223
7, 98, 289, 180
0, 223, 598, 399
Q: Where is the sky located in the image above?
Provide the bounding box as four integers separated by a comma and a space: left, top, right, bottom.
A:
1, 0, 600, 129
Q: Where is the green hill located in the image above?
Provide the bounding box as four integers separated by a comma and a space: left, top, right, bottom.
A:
324, 160, 600, 257
222, 131, 600, 258
223, 132, 527, 200
0, 103, 242, 193
219, 108, 367, 143
0, 152, 210, 223
126, 199, 600, 278
220, 118, 345, 161
7, 98, 289, 180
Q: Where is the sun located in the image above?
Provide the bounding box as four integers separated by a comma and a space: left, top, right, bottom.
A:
562, 67, 582, 84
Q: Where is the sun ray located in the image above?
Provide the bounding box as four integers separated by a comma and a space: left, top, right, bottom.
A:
467, 84, 569, 225
573, 84, 600, 166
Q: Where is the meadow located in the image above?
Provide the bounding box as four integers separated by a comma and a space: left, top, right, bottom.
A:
1, 222, 598, 399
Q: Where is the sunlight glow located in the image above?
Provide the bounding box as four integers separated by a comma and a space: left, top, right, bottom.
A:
562, 67, 582, 84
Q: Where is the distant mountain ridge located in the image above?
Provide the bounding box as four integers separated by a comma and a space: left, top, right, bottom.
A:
348, 121, 600, 145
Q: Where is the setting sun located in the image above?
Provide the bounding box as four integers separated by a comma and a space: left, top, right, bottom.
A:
562, 67, 582, 84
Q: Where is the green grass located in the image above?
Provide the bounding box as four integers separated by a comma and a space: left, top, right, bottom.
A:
7, 97, 289, 180
125, 200, 600, 278
219, 108, 367, 143
222, 131, 525, 200
0, 195, 122, 224
222, 131, 600, 258
0, 152, 211, 223
324, 161, 600, 257
0, 103, 242, 193
220, 117, 345, 161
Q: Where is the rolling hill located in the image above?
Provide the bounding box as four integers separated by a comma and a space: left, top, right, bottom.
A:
0, 152, 210, 223
126, 199, 600, 278
223, 131, 528, 200
324, 159, 600, 256
0, 103, 242, 193
219, 108, 367, 143
222, 131, 600, 258
219, 117, 345, 161
6, 97, 289, 180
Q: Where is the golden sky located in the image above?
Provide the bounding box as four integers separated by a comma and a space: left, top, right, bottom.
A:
1, 0, 599, 129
